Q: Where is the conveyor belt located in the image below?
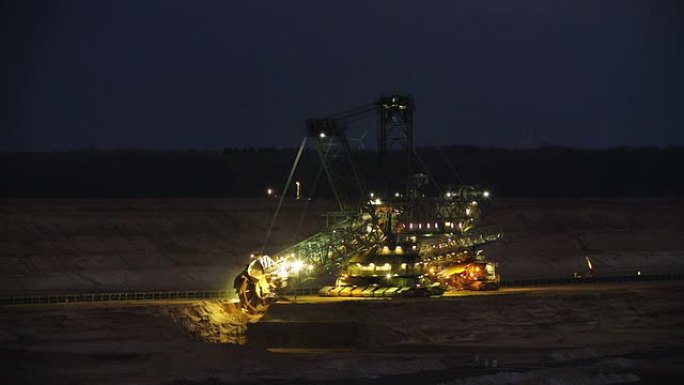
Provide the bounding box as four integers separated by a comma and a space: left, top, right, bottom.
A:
2, 273, 682, 307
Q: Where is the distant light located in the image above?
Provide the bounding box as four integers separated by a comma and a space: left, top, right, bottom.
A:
446, 192, 452, 198
319, 132, 326, 138
369, 192, 374, 198
266, 188, 274, 196
385, 273, 392, 280
394, 192, 400, 198
483, 191, 490, 198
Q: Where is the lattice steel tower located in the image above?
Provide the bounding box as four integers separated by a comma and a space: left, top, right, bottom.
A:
377, 95, 414, 196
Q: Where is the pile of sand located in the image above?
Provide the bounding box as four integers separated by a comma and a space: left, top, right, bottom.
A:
153, 300, 260, 344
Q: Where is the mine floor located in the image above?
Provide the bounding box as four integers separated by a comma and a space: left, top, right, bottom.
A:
2, 281, 683, 384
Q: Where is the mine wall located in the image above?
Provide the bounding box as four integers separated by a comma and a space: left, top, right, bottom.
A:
1, 198, 683, 295
0, 199, 335, 294
483, 198, 684, 279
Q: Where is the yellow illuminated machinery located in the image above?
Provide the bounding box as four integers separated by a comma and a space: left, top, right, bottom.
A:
234, 187, 502, 313
319, 194, 502, 298
234, 254, 308, 314
233, 95, 503, 314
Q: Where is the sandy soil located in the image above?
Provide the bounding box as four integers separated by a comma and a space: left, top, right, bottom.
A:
0, 199, 334, 294
482, 198, 684, 279
1, 281, 683, 384
1, 198, 683, 295
1, 198, 683, 384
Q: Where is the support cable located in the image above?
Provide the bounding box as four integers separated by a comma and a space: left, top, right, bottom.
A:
327, 104, 377, 120
437, 146, 464, 184
412, 147, 444, 196
261, 137, 307, 253
296, 162, 325, 234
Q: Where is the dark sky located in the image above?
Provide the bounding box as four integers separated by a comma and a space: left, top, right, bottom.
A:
2, 0, 683, 151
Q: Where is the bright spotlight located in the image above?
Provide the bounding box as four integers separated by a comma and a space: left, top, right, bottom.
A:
291, 260, 304, 272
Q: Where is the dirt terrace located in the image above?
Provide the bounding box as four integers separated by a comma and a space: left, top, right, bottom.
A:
0, 198, 683, 294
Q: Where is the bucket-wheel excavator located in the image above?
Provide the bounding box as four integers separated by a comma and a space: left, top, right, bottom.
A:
234, 95, 502, 314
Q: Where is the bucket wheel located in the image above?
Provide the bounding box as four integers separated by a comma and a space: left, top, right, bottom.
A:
234, 270, 270, 315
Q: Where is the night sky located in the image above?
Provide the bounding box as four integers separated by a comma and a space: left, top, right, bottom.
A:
3, 0, 683, 151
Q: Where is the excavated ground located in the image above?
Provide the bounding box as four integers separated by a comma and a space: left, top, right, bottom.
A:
1, 198, 682, 295
1, 198, 683, 384
484, 198, 684, 279
0, 198, 334, 294
1, 282, 683, 384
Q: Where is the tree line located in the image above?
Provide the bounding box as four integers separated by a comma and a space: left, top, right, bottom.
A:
1, 146, 682, 198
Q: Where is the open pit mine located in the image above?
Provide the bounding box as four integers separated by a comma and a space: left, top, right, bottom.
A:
1, 95, 683, 385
